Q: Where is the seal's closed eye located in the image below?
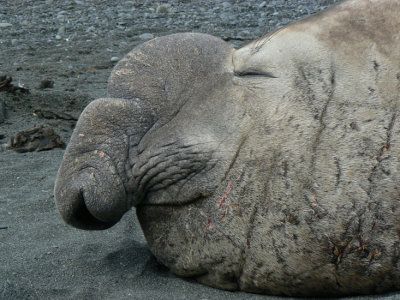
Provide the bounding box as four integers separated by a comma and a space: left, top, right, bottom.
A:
234, 70, 277, 78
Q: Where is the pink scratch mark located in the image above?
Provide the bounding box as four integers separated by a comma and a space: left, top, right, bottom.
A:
221, 206, 229, 219
199, 209, 214, 229
219, 181, 233, 209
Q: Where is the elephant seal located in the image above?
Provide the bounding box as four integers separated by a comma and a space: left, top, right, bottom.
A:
55, 0, 400, 296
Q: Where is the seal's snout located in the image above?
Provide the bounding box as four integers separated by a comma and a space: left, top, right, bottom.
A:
53, 97, 149, 231
55, 168, 128, 230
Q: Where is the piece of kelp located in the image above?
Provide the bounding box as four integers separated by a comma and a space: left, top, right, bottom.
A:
6, 126, 65, 153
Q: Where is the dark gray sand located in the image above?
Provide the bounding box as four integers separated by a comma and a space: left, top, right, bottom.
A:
1, 0, 399, 299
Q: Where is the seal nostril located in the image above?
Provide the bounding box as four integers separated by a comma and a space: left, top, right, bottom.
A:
69, 190, 116, 230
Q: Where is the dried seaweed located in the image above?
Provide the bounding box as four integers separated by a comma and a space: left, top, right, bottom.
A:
0, 75, 30, 94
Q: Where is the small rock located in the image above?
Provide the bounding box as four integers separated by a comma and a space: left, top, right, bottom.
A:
86, 25, 95, 33
137, 33, 154, 40
38, 79, 54, 89
55, 34, 62, 40
156, 4, 169, 14
222, 2, 232, 8
57, 26, 66, 36
237, 30, 250, 39
56, 13, 67, 22
220, 13, 230, 22
0, 23, 12, 28
110, 56, 120, 63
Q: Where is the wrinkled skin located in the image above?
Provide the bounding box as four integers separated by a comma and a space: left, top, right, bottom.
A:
55, 0, 400, 296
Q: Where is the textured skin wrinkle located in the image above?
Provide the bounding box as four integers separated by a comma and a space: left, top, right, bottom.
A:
366, 102, 399, 227
368, 111, 397, 188
251, 27, 287, 55
133, 142, 215, 202
238, 153, 284, 288
145, 160, 202, 191
149, 167, 199, 191
137, 151, 165, 170
297, 66, 318, 112
222, 137, 247, 181
123, 130, 133, 189
297, 66, 336, 220
334, 157, 341, 188
238, 206, 259, 287
135, 158, 169, 191
175, 164, 211, 196
136, 119, 159, 155
310, 68, 336, 171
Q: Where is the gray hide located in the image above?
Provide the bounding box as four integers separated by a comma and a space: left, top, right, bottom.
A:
55, 0, 400, 296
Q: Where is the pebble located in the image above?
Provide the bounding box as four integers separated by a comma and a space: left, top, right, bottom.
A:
222, 2, 232, 9
110, 56, 120, 63
259, 1, 267, 8
156, 4, 169, 14
0, 0, 342, 102
56, 11, 68, 22
0, 22, 12, 28
137, 33, 154, 40
86, 26, 95, 33
238, 30, 251, 39
57, 26, 66, 36
38, 79, 55, 89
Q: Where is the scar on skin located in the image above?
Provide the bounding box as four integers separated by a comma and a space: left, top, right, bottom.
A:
218, 181, 243, 219
199, 209, 214, 229
218, 181, 233, 209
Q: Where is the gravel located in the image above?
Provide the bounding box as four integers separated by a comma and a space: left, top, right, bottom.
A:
0, 0, 342, 99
